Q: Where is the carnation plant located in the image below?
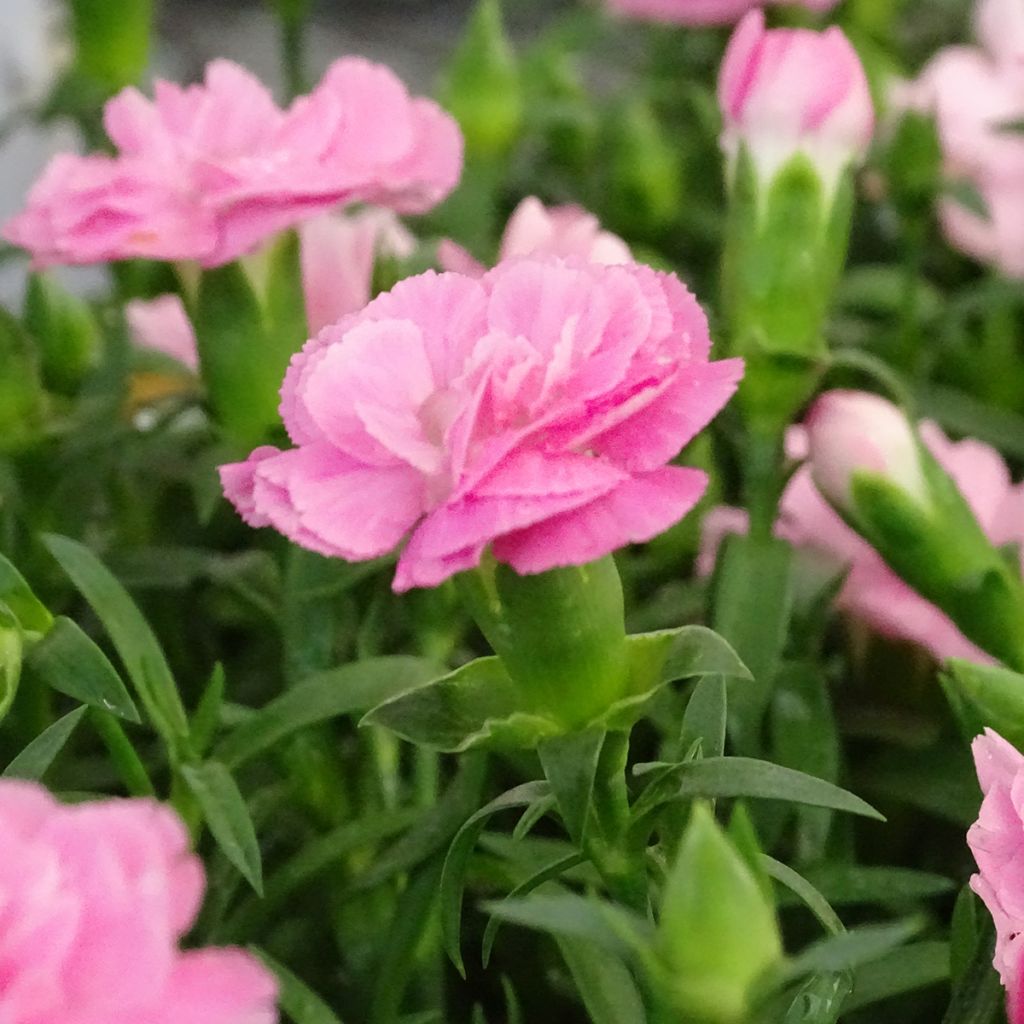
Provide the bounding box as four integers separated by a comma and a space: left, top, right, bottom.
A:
0, 1, 1023, 1023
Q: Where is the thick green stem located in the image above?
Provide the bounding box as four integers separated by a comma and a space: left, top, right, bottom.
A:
743, 429, 786, 543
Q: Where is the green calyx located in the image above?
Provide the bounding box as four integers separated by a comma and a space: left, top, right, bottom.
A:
460, 556, 631, 729
721, 147, 855, 433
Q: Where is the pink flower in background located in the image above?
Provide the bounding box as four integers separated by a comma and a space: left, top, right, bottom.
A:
0, 779, 276, 1024
606, 0, 838, 27
719, 11, 874, 187
438, 196, 632, 277
909, 0, 1024, 277
700, 391, 1024, 662
4, 58, 460, 269
126, 294, 200, 370
126, 208, 415, 370
221, 258, 743, 592
969, 729, 1024, 1019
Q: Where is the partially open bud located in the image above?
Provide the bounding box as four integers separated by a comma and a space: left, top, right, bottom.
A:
804, 390, 1024, 671
658, 803, 782, 1023
719, 11, 874, 196
805, 391, 929, 515
719, 13, 874, 432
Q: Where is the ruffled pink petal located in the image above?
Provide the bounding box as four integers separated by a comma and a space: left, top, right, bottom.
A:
493, 466, 709, 575
153, 948, 277, 1024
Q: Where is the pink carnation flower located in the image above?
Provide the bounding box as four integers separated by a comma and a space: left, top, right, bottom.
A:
906, 0, 1024, 277
0, 779, 277, 1024
606, 0, 838, 27
700, 403, 1024, 662
126, 208, 415, 370
4, 59, 460, 269
220, 257, 743, 592
969, 729, 1024, 1021
438, 196, 631, 277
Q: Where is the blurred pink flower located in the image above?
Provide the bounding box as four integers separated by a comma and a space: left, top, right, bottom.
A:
909, 0, 1024, 277
126, 294, 199, 370
606, 0, 838, 27
126, 208, 415, 370
221, 257, 743, 592
4, 59, 460, 269
0, 779, 276, 1024
700, 392, 1024, 662
969, 729, 1024, 1019
438, 196, 631, 277
719, 11, 874, 189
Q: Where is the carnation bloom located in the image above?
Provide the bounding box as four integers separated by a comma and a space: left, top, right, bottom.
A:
700, 396, 1024, 663
969, 729, 1024, 1020
606, 0, 838, 27
0, 779, 276, 1024
126, 208, 415, 370
221, 257, 743, 592
437, 196, 631, 277
719, 11, 874, 190
4, 58, 460, 269
907, 0, 1024, 277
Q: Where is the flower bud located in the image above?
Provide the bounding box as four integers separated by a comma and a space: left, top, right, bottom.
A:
439, 0, 522, 161
805, 391, 928, 515
718, 13, 874, 432
719, 12, 875, 195
658, 803, 782, 1023
804, 390, 1024, 671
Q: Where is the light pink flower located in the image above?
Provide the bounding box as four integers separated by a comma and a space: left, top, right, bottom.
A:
220, 257, 743, 592
0, 779, 277, 1024
438, 196, 631, 278
700, 393, 1024, 662
907, 2, 1024, 277
719, 11, 874, 189
126, 208, 415, 369
969, 729, 1024, 1016
126, 294, 200, 370
606, 0, 838, 27
4, 58, 460, 269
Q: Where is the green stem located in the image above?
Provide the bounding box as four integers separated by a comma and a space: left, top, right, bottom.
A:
744, 429, 785, 543
279, 13, 306, 101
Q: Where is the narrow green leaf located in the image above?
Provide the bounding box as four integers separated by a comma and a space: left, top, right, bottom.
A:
633, 757, 884, 820
842, 941, 950, 1013
182, 761, 263, 895
950, 885, 981, 986
216, 657, 439, 769
501, 977, 523, 1024
556, 936, 647, 1024
250, 947, 344, 1024
42, 535, 189, 748
369, 855, 444, 1024
483, 852, 587, 967
762, 856, 844, 937
441, 779, 549, 976
771, 663, 839, 863
942, 929, 1002, 1024
0, 609, 22, 723
3, 705, 87, 779
538, 728, 605, 844
27, 616, 139, 722
512, 793, 556, 842
680, 674, 727, 760
481, 893, 651, 958
777, 864, 955, 908
349, 754, 487, 900
192, 663, 226, 756
785, 919, 921, 980
88, 709, 155, 796
712, 535, 794, 754
0, 552, 52, 632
